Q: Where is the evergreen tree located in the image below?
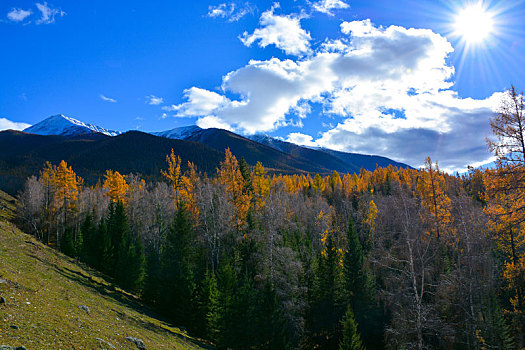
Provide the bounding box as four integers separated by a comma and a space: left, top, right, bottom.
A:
142, 243, 161, 305
339, 306, 365, 350
97, 218, 113, 274
257, 281, 286, 349
205, 270, 220, 342
239, 156, 253, 193
102, 201, 145, 292
60, 227, 77, 257
80, 213, 97, 265
310, 234, 344, 348
159, 203, 195, 324
343, 214, 382, 348
213, 261, 238, 349
343, 215, 367, 308
74, 227, 83, 260
119, 236, 146, 292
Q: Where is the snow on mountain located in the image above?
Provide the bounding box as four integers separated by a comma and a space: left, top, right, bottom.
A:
152, 125, 202, 140
23, 114, 121, 137
248, 134, 290, 152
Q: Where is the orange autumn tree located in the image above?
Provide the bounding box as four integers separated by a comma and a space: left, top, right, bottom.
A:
218, 148, 251, 230
179, 161, 200, 223
330, 170, 343, 193
312, 173, 326, 194
161, 149, 183, 203
161, 150, 199, 218
103, 170, 129, 203
41, 160, 83, 246
484, 86, 525, 328
416, 157, 452, 239
252, 161, 270, 209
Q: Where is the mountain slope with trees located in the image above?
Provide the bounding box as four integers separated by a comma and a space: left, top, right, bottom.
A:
0, 192, 207, 349
0, 128, 409, 196
9, 87, 525, 349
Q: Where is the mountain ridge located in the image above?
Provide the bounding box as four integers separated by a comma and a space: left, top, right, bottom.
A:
21, 114, 410, 169
24, 114, 121, 137
0, 114, 412, 195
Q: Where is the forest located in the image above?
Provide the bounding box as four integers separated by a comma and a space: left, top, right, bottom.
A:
14, 87, 525, 349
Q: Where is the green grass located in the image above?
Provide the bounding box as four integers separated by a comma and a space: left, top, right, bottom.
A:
0, 191, 16, 221
0, 192, 209, 349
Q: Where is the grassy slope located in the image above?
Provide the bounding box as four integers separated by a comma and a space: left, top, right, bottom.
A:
0, 192, 208, 349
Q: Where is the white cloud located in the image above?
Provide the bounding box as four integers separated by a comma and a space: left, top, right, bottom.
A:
240, 4, 311, 56
208, 3, 232, 18
100, 94, 117, 103
207, 2, 255, 22
163, 87, 229, 117
36, 2, 65, 25
286, 132, 317, 147
312, 0, 349, 16
146, 95, 164, 105
196, 116, 233, 130
0, 118, 31, 131
172, 19, 500, 171
7, 8, 32, 22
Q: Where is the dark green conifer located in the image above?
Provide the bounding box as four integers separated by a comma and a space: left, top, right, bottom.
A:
339, 306, 365, 350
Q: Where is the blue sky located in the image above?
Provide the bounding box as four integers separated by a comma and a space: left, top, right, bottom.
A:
1, 0, 525, 171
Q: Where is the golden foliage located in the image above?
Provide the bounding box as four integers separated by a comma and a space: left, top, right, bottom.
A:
103, 170, 128, 203
217, 148, 252, 229
252, 161, 270, 209
161, 149, 183, 202
416, 157, 452, 239
180, 161, 200, 223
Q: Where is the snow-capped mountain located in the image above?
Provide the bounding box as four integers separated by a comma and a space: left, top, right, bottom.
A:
152, 125, 202, 140
24, 114, 121, 137
249, 134, 290, 152
18, 115, 411, 173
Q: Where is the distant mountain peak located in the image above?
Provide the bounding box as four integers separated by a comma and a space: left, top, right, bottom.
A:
24, 114, 121, 137
152, 125, 202, 140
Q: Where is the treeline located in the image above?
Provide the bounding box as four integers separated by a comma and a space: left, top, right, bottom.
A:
15, 88, 525, 349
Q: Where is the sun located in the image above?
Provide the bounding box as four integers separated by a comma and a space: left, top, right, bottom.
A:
454, 2, 494, 44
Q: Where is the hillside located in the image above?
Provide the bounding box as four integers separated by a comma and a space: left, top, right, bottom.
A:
184, 128, 330, 174
0, 124, 411, 196
0, 193, 207, 349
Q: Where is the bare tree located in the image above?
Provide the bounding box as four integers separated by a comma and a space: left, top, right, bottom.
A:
196, 179, 234, 272
17, 176, 45, 240
373, 184, 447, 349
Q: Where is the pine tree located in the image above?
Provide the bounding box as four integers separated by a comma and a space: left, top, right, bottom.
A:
74, 227, 83, 260
239, 157, 253, 193
159, 203, 195, 324
142, 243, 161, 305
124, 237, 146, 292
339, 306, 365, 350
104, 201, 145, 291
206, 270, 221, 341
214, 261, 238, 349
60, 227, 77, 257
344, 215, 366, 308
80, 213, 97, 265
97, 218, 113, 274
310, 234, 344, 348
343, 214, 381, 348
